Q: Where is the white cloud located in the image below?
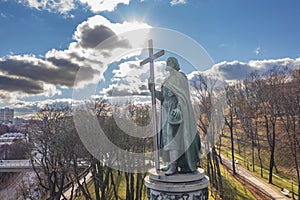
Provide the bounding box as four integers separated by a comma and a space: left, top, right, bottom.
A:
0, 15, 152, 103
170, 0, 187, 6
204, 57, 300, 81
42, 84, 62, 97
73, 15, 151, 52
72, 14, 152, 79
11, 98, 75, 118
23, 0, 76, 15
79, 0, 130, 12
21, 0, 132, 14
254, 46, 261, 55
101, 60, 167, 97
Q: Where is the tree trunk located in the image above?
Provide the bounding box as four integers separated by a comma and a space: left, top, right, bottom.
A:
225, 108, 236, 175
100, 168, 110, 199
251, 132, 255, 172
110, 170, 118, 200
268, 122, 276, 184
268, 147, 275, 184
230, 125, 236, 175
91, 162, 100, 200
218, 134, 223, 165
135, 173, 141, 200
125, 172, 134, 200
257, 147, 263, 178
213, 147, 223, 198
130, 173, 135, 200
206, 152, 211, 180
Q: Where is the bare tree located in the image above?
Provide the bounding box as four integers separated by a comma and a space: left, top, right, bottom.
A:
83, 98, 152, 200
234, 80, 261, 172
225, 84, 237, 175
16, 173, 45, 200
128, 103, 151, 200
278, 68, 300, 199
257, 68, 286, 183
82, 99, 118, 200
30, 104, 87, 199
191, 74, 224, 197
244, 73, 265, 177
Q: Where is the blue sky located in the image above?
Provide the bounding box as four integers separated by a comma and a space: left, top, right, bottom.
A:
0, 0, 300, 117
1, 0, 299, 61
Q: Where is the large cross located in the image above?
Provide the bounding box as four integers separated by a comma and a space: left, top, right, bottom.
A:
140, 39, 165, 83
140, 39, 164, 172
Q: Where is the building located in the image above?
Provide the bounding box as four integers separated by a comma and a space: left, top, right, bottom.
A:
13, 117, 25, 130
0, 108, 14, 124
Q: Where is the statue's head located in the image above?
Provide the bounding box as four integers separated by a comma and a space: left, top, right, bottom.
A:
166, 57, 180, 71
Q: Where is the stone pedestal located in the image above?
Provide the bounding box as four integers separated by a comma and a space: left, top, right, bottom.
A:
144, 168, 209, 200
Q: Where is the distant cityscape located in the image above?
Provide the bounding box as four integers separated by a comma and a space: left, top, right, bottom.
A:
0, 107, 27, 129
0, 107, 14, 124
0, 108, 28, 162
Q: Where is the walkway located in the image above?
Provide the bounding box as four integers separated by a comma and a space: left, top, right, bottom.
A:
0, 159, 89, 172
0, 160, 32, 172
221, 155, 290, 200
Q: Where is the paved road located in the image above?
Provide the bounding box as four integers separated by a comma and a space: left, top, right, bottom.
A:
0, 159, 31, 167
0, 159, 88, 172
0, 159, 33, 172
221, 155, 290, 200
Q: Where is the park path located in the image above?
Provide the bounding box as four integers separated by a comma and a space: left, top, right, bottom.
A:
221, 155, 290, 200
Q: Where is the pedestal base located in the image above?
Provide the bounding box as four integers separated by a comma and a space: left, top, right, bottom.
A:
144, 168, 209, 200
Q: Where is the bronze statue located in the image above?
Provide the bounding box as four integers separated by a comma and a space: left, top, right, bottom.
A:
149, 57, 201, 176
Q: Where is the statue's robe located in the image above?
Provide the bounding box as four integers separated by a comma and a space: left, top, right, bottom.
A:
155, 70, 201, 172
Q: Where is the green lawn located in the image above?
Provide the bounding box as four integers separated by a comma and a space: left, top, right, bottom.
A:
211, 165, 256, 200
221, 145, 298, 199
73, 165, 255, 200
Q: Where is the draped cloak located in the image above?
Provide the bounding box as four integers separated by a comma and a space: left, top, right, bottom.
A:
155, 70, 200, 172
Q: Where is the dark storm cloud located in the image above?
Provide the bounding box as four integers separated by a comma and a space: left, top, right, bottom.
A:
78, 24, 115, 48
0, 56, 98, 89
0, 75, 44, 94
76, 24, 131, 50
46, 56, 98, 87
0, 15, 149, 102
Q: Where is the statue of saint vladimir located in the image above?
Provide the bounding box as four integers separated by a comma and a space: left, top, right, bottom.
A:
149, 57, 201, 176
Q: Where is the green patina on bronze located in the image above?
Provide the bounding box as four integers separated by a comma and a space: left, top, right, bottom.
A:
151, 57, 201, 173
